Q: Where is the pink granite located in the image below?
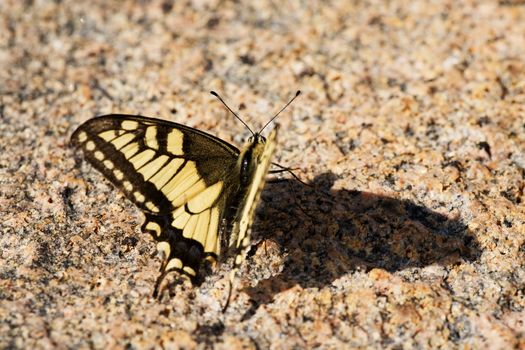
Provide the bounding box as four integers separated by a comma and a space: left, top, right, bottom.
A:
1, 0, 524, 348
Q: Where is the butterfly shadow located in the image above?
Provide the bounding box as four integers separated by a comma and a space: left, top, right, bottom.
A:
240, 172, 481, 320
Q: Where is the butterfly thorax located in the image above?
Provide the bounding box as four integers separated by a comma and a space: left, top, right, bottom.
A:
238, 134, 267, 186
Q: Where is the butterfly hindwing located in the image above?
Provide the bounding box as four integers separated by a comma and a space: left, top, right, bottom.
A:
141, 211, 220, 293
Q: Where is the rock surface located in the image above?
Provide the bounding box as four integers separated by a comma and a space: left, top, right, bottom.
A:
1, 0, 524, 349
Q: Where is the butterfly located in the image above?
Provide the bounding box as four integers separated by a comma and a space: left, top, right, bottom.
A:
71, 90, 300, 308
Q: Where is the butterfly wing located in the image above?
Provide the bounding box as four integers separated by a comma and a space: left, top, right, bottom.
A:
71, 114, 241, 290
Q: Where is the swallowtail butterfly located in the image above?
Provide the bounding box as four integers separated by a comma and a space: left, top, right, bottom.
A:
71, 91, 300, 308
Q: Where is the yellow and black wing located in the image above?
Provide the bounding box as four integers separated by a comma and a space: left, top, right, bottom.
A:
71, 114, 242, 292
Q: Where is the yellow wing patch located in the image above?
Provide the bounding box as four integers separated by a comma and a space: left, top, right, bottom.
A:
165, 183, 223, 258
145, 126, 159, 150
167, 129, 184, 155
121, 120, 139, 130
138, 155, 170, 180
111, 133, 135, 150
187, 181, 223, 213
149, 158, 185, 189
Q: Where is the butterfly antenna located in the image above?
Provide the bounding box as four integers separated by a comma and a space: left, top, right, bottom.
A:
259, 90, 301, 134
210, 91, 255, 136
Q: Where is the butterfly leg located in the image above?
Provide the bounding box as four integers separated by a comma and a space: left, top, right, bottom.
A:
153, 268, 171, 299
222, 271, 235, 312
152, 262, 201, 299
269, 163, 311, 187
222, 241, 253, 312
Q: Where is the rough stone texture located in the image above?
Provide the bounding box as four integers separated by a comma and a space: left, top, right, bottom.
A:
1, 0, 524, 349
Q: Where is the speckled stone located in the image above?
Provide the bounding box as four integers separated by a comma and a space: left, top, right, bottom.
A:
1, 0, 524, 349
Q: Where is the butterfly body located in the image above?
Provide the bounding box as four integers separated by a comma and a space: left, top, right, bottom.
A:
71, 114, 277, 296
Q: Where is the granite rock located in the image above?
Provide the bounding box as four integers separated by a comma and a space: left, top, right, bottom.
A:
1, 0, 524, 349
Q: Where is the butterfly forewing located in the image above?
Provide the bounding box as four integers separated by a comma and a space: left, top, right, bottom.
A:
71, 115, 240, 215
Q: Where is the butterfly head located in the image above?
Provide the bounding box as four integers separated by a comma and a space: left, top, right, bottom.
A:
247, 133, 266, 144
